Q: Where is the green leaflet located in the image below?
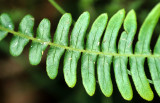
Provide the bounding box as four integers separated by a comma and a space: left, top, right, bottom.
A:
0, 13, 14, 41
0, 2, 160, 101
97, 9, 125, 97
10, 15, 34, 56
29, 19, 51, 65
130, 3, 160, 101
113, 10, 137, 100
147, 36, 160, 96
47, 13, 72, 79
148, 4, 160, 97
81, 13, 108, 96
63, 12, 90, 87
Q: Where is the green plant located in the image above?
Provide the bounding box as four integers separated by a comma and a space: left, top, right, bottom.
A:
0, 0, 160, 101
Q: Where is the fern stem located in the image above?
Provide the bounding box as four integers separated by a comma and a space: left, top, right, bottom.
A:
48, 0, 66, 15
48, 0, 76, 24
0, 25, 160, 59
0, 25, 154, 84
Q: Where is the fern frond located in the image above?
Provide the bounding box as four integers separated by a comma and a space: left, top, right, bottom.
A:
9, 15, 34, 56
129, 3, 160, 101
113, 9, 137, 100
81, 13, 108, 96
0, 13, 14, 41
47, 13, 72, 79
29, 18, 51, 65
63, 12, 90, 88
0, 3, 160, 101
97, 9, 125, 98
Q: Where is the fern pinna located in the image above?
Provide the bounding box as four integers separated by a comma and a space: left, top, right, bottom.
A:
0, 2, 160, 101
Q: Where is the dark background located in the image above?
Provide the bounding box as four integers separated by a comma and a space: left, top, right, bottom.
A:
0, 0, 160, 103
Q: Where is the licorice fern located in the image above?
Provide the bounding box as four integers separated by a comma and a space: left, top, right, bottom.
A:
0, 2, 160, 101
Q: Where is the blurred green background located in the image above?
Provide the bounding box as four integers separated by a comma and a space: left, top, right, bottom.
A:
0, 0, 160, 103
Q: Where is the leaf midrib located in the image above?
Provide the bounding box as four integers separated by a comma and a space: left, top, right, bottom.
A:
0, 25, 160, 58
